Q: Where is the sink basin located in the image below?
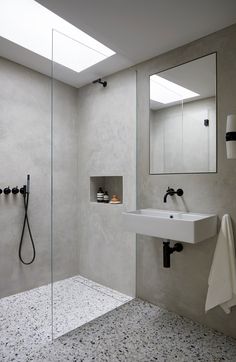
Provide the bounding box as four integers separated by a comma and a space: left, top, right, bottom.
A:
123, 209, 217, 243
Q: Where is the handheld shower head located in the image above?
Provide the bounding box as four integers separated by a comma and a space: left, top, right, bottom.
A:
26, 174, 30, 194
20, 175, 30, 195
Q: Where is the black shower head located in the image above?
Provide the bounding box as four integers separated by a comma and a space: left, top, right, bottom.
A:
92, 78, 107, 87
26, 174, 30, 194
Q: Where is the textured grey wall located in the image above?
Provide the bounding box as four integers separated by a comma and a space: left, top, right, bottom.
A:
0, 57, 78, 298
77, 69, 136, 297
135, 24, 236, 338
52, 71, 79, 283
0, 57, 136, 299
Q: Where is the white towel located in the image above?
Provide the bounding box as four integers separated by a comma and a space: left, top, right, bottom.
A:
205, 214, 236, 314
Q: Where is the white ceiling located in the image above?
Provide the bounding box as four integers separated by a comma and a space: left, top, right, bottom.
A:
1, 0, 236, 88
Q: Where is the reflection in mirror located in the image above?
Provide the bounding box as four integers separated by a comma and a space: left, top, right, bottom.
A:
149, 53, 216, 174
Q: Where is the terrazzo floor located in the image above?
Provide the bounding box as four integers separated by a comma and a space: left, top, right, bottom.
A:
1, 284, 236, 362
53, 275, 132, 338
22, 299, 236, 362
0, 275, 132, 361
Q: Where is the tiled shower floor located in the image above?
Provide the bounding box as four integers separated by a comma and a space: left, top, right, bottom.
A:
0, 275, 132, 361
2, 298, 236, 362
2, 279, 236, 362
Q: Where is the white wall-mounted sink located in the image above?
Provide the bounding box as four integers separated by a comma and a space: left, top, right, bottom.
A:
123, 209, 217, 243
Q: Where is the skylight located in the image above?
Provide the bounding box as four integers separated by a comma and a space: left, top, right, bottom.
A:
150, 75, 199, 104
0, 0, 115, 73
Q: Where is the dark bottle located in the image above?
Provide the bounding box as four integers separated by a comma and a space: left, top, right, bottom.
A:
97, 187, 104, 203
103, 191, 109, 203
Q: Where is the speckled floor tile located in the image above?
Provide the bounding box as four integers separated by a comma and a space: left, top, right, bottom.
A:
1, 284, 236, 362
74, 275, 133, 303
53, 276, 132, 338
0, 275, 132, 361
0, 283, 52, 362
25, 299, 236, 362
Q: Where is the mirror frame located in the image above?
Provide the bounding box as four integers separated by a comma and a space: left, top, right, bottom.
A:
149, 52, 218, 175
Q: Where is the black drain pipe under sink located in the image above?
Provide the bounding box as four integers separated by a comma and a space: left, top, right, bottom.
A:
163, 240, 183, 268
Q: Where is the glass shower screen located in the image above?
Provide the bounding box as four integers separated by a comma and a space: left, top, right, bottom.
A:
51, 29, 79, 339
51, 29, 136, 340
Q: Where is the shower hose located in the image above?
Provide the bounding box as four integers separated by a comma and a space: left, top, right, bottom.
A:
18, 185, 36, 265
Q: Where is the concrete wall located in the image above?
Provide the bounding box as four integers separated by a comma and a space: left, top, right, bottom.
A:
77, 69, 136, 297
135, 24, 236, 338
52, 72, 79, 283
150, 97, 216, 173
0, 57, 78, 298
0, 57, 136, 299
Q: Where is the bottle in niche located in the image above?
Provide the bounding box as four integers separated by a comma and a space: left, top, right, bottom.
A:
103, 191, 109, 203
97, 187, 104, 203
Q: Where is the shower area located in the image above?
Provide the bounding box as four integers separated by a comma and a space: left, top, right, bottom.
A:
0, 29, 136, 358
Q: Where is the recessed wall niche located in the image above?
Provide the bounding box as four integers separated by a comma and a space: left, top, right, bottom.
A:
90, 176, 123, 203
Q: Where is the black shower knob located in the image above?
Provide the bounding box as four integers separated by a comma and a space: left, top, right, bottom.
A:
12, 187, 19, 195
4, 187, 11, 195
20, 185, 26, 195
0, 189, 2, 194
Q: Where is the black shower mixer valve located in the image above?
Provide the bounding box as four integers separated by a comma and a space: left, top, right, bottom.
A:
12, 186, 20, 195
0, 186, 24, 195
4, 187, 11, 195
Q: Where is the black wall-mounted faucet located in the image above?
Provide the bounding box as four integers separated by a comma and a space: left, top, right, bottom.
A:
163, 187, 184, 203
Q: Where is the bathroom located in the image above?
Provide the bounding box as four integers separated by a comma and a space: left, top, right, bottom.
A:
1, 0, 236, 360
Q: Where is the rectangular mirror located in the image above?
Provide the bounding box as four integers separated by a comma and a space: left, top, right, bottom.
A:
149, 53, 217, 174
